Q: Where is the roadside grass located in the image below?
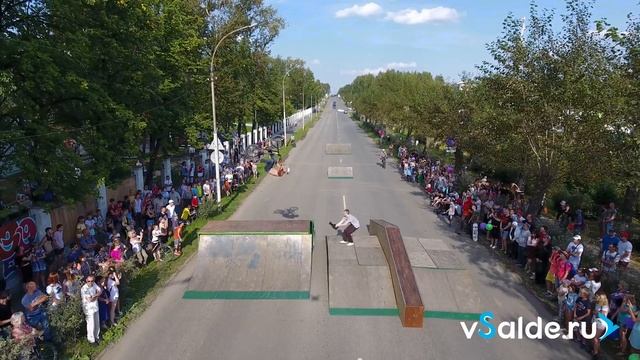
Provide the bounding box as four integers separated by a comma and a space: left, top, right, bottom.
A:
64, 108, 325, 359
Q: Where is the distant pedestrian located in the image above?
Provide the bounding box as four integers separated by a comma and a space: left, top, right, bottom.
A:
329, 209, 360, 246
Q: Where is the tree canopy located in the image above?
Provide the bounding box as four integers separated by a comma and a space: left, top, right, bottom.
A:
0, 0, 328, 203
339, 0, 639, 219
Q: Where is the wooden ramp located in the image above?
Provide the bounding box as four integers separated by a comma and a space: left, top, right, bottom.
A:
184, 220, 313, 300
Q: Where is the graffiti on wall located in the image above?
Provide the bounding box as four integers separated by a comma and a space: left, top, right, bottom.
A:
0, 217, 37, 279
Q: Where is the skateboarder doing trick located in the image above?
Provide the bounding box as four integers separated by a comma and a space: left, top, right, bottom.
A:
329, 209, 360, 246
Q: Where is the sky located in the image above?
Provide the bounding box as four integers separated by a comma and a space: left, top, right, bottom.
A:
265, 0, 636, 93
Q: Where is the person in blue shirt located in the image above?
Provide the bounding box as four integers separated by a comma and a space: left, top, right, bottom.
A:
79, 229, 98, 256
20, 281, 51, 340
601, 228, 620, 256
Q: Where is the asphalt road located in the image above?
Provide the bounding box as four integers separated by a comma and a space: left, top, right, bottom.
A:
102, 97, 587, 360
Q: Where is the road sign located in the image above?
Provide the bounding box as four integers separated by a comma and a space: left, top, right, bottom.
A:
210, 151, 224, 164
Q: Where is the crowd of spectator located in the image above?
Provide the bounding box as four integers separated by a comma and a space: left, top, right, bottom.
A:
390, 142, 637, 358
0, 155, 263, 352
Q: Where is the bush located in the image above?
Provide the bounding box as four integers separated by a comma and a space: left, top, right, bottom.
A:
198, 199, 221, 219
549, 187, 595, 216
48, 298, 85, 345
0, 337, 34, 360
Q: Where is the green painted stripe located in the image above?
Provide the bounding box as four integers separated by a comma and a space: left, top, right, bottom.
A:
183, 290, 310, 300
327, 176, 354, 179
329, 308, 399, 316
328, 308, 480, 321
198, 231, 311, 235
424, 310, 481, 321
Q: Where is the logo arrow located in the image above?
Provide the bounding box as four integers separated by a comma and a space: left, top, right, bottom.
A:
598, 313, 620, 340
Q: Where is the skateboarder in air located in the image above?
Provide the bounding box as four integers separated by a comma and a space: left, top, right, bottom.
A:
329, 209, 360, 246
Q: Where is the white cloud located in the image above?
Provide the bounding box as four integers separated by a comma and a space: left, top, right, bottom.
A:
335, 2, 383, 18
342, 61, 417, 76
310, 59, 321, 65
386, 7, 460, 25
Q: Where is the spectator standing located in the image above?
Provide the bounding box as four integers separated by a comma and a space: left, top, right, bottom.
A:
16, 242, 33, 285
617, 294, 637, 356
95, 209, 105, 234
107, 267, 121, 324
128, 228, 148, 266
592, 293, 610, 357
602, 202, 617, 236
173, 221, 184, 256
80, 275, 101, 345
31, 239, 48, 290
151, 224, 162, 262
96, 276, 110, 329
62, 269, 79, 299
573, 287, 592, 346
52, 224, 65, 270
566, 235, 584, 271
133, 193, 143, 228
601, 228, 620, 256
601, 244, 620, 280
516, 222, 531, 267
45, 272, 64, 307
75, 216, 87, 244
617, 233, 633, 277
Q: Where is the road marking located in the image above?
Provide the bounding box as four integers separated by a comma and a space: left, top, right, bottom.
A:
339, 158, 342, 164
343, 195, 347, 210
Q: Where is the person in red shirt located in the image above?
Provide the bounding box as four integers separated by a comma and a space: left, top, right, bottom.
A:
460, 196, 474, 233
190, 195, 199, 211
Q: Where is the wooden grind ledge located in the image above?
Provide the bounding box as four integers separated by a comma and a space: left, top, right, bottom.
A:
368, 219, 424, 328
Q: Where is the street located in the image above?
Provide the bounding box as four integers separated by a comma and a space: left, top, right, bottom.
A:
102, 97, 587, 360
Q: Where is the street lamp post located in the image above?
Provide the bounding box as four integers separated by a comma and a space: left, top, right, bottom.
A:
210, 23, 257, 203
282, 66, 293, 146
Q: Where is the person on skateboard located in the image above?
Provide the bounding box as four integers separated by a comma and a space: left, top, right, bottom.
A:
329, 209, 360, 246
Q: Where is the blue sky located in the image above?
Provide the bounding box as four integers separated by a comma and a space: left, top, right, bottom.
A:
265, 0, 635, 92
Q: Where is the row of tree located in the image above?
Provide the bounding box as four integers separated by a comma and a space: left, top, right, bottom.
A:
339, 0, 639, 221
0, 0, 328, 203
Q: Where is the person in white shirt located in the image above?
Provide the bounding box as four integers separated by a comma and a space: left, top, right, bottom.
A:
107, 267, 121, 324
329, 209, 360, 247
80, 276, 102, 344
617, 234, 633, 275
202, 182, 211, 202
151, 224, 163, 261
566, 235, 584, 271
166, 199, 177, 228
45, 273, 64, 307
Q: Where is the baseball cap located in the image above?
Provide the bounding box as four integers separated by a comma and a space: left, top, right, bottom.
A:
573, 235, 581, 241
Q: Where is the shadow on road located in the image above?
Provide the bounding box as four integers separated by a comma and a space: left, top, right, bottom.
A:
273, 206, 300, 219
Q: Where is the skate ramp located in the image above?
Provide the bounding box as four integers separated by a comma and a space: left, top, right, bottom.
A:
184, 220, 313, 300
325, 143, 351, 155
